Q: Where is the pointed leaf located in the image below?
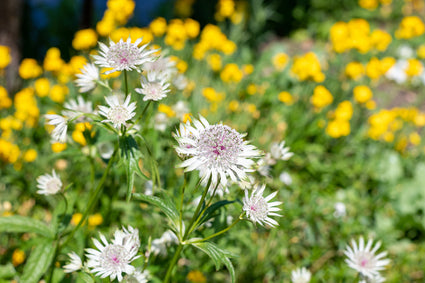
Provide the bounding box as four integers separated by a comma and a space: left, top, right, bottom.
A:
20, 240, 56, 283
192, 242, 236, 283
0, 216, 54, 239
199, 200, 235, 226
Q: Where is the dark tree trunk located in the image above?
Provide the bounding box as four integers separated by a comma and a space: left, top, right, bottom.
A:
0, 0, 23, 93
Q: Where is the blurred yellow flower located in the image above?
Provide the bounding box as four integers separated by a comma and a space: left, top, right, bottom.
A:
43, 47, 65, 72
409, 132, 421, 145
202, 87, 225, 102
278, 91, 294, 105
51, 142, 67, 153
220, 63, 243, 83
395, 16, 425, 39
72, 29, 98, 50
291, 52, 325, 82
12, 249, 25, 266
272, 52, 289, 71
34, 78, 50, 97
335, 101, 353, 120
23, 149, 37, 162
184, 18, 200, 38
405, 59, 423, 77
353, 85, 373, 104
246, 84, 257, 95
345, 62, 365, 80
49, 85, 68, 103
207, 53, 222, 71
310, 85, 333, 109
370, 29, 392, 51
326, 119, 351, 138
417, 45, 425, 59
228, 100, 240, 112
88, 213, 103, 227
19, 59, 42, 79
0, 45, 12, 69
158, 104, 176, 117
0, 86, 12, 109
358, 0, 378, 10
71, 213, 83, 226
0, 139, 20, 163
150, 17, 167, 37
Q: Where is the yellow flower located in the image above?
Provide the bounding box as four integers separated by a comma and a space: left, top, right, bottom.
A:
12, 249, 26, 267
365, 57, 382, 80
0, 45, 12, 69
366, 100, 376, 110
310, 85, 333, 109
184, 18, 200, 38
220, 63, 243, 83
414, 113, 425, 127
34, 78, 50, 97
23, 149, 37, 162
71, 213, 83, 226
345, 62, 365, 80
43, 47, 65, 72
330, 22, 350, 53
278, 91, 294, 105
202, 87, 225, 102
272, 52, 289, 71
51, 142, 67, 153
69, 56, 88, 74
405, 59, 423, 77
187, 270, 206, 283
96, 16, 115, 37
72, 29, 98, 50
358, 0, 379, 10
107, 0, 135, 25
409, 132, 421, 145
217, 0, 235, 18
150, 17, 167, 37
88, 213, 103, 227
246, 84, 257, 95
370, 29, 392, 51
158, 104, 176, 117
207, 53, 222, 71
0, 139, 20, 164
228, 100, 240, 112
0, 86, 12, 109
334, 101, 353, 120
326, 119, 351, 138
176, 60, 188, 73
100, 67, 121, 79
242, 64, 254, 75
291, 52, 325, 82
19, 59, 42, 79
353, 85, 373, 103
222, 40, 237, 55
417, 45, 425, 59
49, 85, 68, 103
395, 16, 425, 39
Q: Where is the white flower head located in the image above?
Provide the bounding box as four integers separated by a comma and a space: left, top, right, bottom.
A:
173, 73, 188, 90
63, 96, 93, 121
154, 113, 168, 132
45, 114, 68, 143
279, 171, 293, 185
385, 60, 408, 84
93, 37, 157, 74
98, 95, 136, 129
75, 63, 99, 93
291, 267, 311, 283
63, 251, 83, 273
243, 184, 282, 228
174, 116, 261, 188
86, 228, 140, 282
124, 269, 150, 283
334, 202, 346, 218
360, 273, 385, 283
135, 71, 170, 101
344, 237, 390, 278
173, 101, 189, 120
257, 157, 271, 177
36, 169, 62, 195
143, 55, 176, 80
270, 141, 293, 161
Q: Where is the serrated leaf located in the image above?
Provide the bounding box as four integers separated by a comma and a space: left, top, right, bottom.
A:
20, 240, 56, 283
0, 263, 15, 279
199, 200, 235, 227
119, 135, 148, 201
133, 192, 180, 229
0, 216, 54, 239
192, 242, 236, 283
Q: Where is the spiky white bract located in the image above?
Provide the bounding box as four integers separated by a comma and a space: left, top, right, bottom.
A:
124, 269, 150, 283
174, 116, 260, 188
63, 252, 83, 273
291, 267, 311, 283
98, 95, 136, 129
143, 56, 176, 80
270, 141, 294, 161
344, 237, 390, 279
45, 114, 68, 143
36, 169, 62, 195
85, 226, 140, 282
63, 96, 93, 120
93, 37, 157, 74
243, 184, 282, 228
135, 71, 170, 101
75, 63, 99, 93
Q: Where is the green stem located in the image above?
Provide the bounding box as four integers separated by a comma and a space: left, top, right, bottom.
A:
191, 213, 244, 243
124, 69, 129, 96
178, 175, 187, 239
96, 80, 112, 91
59, 144, 118, 249
126, 100, 152, 132
163, 244, 184, 283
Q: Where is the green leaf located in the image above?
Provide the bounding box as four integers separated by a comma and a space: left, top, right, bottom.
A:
76, 272, 95, 283
199, 200, 235, 227
133, 192, 180, 230
0, 216, 54, 239
192, 242, 236, 283
20, 240, 56, 283
119, 135, 149, 202
0, 263, 15, 279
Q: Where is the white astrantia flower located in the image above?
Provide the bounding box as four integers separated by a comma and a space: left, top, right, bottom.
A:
257, 157, 271, 177
63, 251, 83, 273
243, 184, 282, 228
291, 267, 311, 283
63, 96, 93, 120
344, 237, 390, 279
135, 71, 170, 101
174, 116, 260, 188
36, 169, 62, 195
93, 37, 157, 74
386, 60, 408, 84
279, 171, 292, 185
124, 269, 150, 283
359, 273, 385, 283
98, 95, 136, 129
334, 202, 346, 218
143, 55, 177, 80
270, 141, 294, 161
149, 230, 179, 257
45, 114, 68, 143
86, 227, 140, 282
75, 63, 99, 93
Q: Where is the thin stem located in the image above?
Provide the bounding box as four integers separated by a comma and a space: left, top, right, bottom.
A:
191, 214, 244, 243
96, 80, 112, 91
89, 156, 96, 189
59, 144, 118, 249
126, 100, 152, 132
163, 244, 184, 283
178, 175, 187, 239
124, 69, 129, 96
